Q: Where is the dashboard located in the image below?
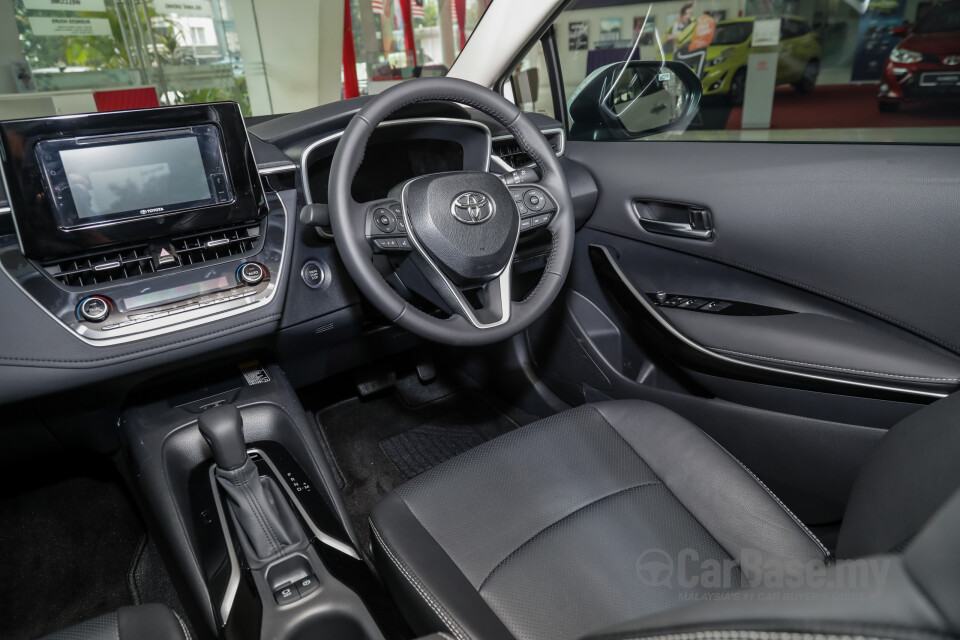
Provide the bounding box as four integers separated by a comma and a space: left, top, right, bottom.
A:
0, 99, 590, 404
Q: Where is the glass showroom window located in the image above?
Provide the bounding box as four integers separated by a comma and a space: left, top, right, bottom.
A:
545, 0, 960, 143
0, 0, 490, 119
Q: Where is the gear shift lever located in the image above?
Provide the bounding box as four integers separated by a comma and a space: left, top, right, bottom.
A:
198, 404, 248, 470
199, 404, 300, 562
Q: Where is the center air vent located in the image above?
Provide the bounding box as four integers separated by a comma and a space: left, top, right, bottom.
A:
42, 221, 262, 287
492, 131, 563, 169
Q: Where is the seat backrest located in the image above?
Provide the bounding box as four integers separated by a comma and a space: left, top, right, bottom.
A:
836, 391, 960, 559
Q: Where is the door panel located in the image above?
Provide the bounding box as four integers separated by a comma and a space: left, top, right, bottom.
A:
526, 139, 960, 525
571, 141, 960, 356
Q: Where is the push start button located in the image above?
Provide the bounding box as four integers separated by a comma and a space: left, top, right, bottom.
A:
300, 260, 324, 289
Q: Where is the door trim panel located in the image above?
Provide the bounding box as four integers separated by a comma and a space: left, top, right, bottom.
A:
589, 244, 948, 402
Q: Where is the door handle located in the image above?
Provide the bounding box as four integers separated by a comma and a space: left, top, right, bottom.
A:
633, 200, 714, 240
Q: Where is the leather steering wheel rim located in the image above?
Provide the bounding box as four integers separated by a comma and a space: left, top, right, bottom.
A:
328, 77, 574, 346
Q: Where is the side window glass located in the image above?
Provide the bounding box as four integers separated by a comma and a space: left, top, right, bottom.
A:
546, 0, 960, 143
505, 41, 557, 117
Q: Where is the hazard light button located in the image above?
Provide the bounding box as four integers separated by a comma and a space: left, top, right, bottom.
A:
151, 244, 179, 270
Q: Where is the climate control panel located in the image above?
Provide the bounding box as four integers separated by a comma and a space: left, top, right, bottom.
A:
72, 262, 269, 333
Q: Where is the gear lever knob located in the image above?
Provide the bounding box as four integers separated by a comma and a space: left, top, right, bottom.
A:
198, 404, 248, 470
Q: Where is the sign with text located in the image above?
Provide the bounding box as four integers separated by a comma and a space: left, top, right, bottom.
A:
29, 16, 112, 36
752, 18, 781, 47
154, 0, 213, 17
22, 0, 107, 11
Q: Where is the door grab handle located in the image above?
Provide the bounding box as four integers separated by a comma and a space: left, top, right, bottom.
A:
637, 217, 714, 240
633, 201, 714, 240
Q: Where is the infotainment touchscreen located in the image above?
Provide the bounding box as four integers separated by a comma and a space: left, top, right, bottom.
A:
36, 124, 234, 230
0, 102, 266, 259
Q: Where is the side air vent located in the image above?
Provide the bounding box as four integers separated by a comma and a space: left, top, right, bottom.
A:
42, 221, 262, 287
492, 131, 563, 169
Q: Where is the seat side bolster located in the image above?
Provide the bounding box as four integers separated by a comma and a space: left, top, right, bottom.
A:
117, 604, 189, 640
40, 612, 120, 640
370, 492, 518, 640
591, 401, 828, 564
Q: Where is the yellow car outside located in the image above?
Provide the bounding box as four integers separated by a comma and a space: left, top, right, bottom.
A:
664, 16, 822, 105
868, 0, 900, 14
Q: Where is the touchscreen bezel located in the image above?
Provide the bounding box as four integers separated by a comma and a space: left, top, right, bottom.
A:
36, 125, 234, 231
0, 102, 267, 259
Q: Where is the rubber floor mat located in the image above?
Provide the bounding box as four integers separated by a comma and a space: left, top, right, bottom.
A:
379, 418, 485, 479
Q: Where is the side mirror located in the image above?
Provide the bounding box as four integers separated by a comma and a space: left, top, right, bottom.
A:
567, 61, 702, 140
891, 24, 909, 36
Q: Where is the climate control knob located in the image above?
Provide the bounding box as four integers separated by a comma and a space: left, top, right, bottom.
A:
77, 296, 111, 323
237, 262, 265, 286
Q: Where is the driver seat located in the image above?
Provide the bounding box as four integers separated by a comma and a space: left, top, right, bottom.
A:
370, 398, 960, 640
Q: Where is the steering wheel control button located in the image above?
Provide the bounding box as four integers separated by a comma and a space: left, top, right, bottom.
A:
374, 208, 397, 233
375, 238, 399, 250
295, 575, 320, 598
301, 261, 325, 289
237, 262, 265, 286
523, 189, 547, 212
274, 584, 301, 606
77, 296, 111, 323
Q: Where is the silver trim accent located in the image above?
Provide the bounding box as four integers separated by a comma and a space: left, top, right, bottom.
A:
0, 205, 10, 215
400, 178, 518, 330
248, 448, 361, 560
93, 260, 122, 271
208, 465, 240, 627
257, 162, 296, 175
301, 117, 494, 205
205, 238, 231, 248
208, 448, 361, 626
0, 198, 287, 347
596, 245, 948, 400
490, 126, 566, 172
450, 191, 495, 224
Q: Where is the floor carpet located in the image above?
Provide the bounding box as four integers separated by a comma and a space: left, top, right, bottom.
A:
0, 460, 144, 639
317, 386, 525, 557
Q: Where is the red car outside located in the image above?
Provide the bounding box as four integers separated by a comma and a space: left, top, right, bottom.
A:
879, 0, 960, 111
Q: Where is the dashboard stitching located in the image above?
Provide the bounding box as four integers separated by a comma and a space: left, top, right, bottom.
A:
0, 313, 280, 366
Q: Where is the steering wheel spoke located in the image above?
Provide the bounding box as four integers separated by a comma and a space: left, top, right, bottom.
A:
364, 200, 413, 254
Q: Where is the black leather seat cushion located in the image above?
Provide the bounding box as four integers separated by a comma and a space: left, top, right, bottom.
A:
41, 604, 189, 640
370, 401, 828, 640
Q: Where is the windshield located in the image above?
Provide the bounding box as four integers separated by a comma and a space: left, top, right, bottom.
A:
711, 22, 754, 45
0, 0, 492, 120
914, 2, 960, 32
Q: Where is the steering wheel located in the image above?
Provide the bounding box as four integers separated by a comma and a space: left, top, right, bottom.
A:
328, 77, 574, 346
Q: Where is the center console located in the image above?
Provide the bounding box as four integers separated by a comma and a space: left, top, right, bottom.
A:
0, 103, 284, 344
120, 363, 391, 640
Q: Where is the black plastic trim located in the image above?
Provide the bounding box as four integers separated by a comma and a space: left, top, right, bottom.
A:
589, 244, 942, 403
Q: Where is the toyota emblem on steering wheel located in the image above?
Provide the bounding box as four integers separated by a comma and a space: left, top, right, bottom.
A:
451, 191, 495, 224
